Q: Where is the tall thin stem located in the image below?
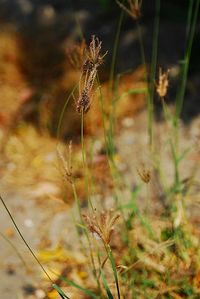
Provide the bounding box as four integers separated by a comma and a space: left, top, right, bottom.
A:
81, 110, 93, 209
149, 0, 160, 147
105, 244, 121, 299
109, 3, 124, 91
175, 0, 199, 124
0, 231, 29, 270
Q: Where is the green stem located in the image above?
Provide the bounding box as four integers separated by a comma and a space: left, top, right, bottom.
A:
175, 0, 199, 123
73, 182, 101, 293
80, 110, 93, 209
106, 244, 121, 299
57, 84, 78, 139
136, 20, 147, 72
0, 231, 29, 270
149, 0, 161, 147
186, 0, 195, 41
109, 3, 124, 91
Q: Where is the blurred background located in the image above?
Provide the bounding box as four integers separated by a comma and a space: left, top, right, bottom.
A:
0, 0, 200, 139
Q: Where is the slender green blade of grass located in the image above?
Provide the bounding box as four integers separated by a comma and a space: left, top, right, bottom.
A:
175, 0, 199, 123
170, 139, 179, 188
59, 276, 98, 299
149, 0, 161, 146
186, 0, 195, 39
109, 1, 124, 91
101, 270, 114, 299
0, 231, 29, 270
53, 284, 70, 299
107, 246, 121, 299
120, 187, 155, 238
57, 84, 78, 139
117, 87, 148, 102
81, 109, 93, 209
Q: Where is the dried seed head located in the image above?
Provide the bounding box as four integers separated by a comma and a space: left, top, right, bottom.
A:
137, 165, 151, 184
156, 67, 170, 98
116, 0, 142, 20
83, 209, 120, 245
82, 59, 95, 75
76, 90, 91, 114
57, 141, 74, 184
87, 35, 107, 67
75, 35, 107, 114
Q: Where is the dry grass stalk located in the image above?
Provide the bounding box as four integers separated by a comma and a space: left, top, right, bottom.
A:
156, 67, 170, 98
116, 0, 142, 20
76, 67, 97, 114
83, 209, 120, 245
57, 141, 74, 184
76, 35, 107, 114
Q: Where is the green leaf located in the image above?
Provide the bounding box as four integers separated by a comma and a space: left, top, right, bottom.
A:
118, 87, 147, 102
101, 270, 114, 299
59, 276, 98, 299
107, 246, 121, 298
52, 284, 70, 299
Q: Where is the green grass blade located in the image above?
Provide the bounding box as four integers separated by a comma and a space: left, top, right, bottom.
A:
0, 231, 29, 270
101, 270, 114, 299
117, 87, 148, 102
56, 84, 78, 139
53, 284, 70, 299
149, 0, 161, 146
107, 246, 121, 299
175, 0, 199, 123
59, 276, 98, 299
109, 1, 124, 90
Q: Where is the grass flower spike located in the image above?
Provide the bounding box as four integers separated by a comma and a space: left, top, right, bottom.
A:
83, 209, 120, 245
76, 35, 107, 114
116, 0, 142, 20
156, 67, 170, 98
137, 164, 151, 183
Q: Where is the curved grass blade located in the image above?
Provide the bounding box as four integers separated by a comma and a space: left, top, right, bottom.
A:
53, 284, 70, 299
56, 84, 78, 139
107, 246, 121, 299
101, 270, 114, 299
60, 275, 98, 299
117, 87, 148, 102
0, 231, 29, 270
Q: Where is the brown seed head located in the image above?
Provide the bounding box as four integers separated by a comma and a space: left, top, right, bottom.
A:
156, 67, 170, 98
116, 0, 142, 20
137, 165, 151, 184
75, 35, 107, 114
82, 59, 95, 75
83, 209, 120, 245
86, 35, 107, 67
76, 90, 91, 114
